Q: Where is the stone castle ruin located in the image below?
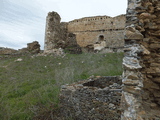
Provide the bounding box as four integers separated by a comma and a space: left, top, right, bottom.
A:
44, 12, 126, 54
58, 0, 160, 119
1, 0, 160, 119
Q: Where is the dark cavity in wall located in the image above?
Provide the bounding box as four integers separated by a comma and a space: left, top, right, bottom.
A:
83, 80, 106, 88
98, 35, 104, 41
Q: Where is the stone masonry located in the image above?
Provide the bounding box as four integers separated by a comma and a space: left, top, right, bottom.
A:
68, 15, 125, 52
121, 0, 160, 119
0, 41, 40, 56
44, 12, 125, 53
0, 47, 17, 55
60, 76, 122, 120
49, 0, 160, 119
44, 12, 82, 55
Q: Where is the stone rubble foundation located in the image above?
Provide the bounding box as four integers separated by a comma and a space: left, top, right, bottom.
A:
60, 76, 122, 120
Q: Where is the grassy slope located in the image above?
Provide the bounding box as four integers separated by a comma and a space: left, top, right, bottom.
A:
0, 53, 123, 120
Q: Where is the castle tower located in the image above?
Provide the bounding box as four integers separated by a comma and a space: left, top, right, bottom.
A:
44, 11, 61, 52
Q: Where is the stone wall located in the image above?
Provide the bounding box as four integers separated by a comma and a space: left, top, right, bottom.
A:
68, 15, 125, 32
0, 47, 17, 55
44, 12, 82, 54
60, 76, 122, 120
73, 30, 124, 48
45, 1, 160, 119
27, 41, 40, 54
0, 41, 40, 56
44, 12, 125, 53
121, 0, 160, 119
68, 15, 125, 50
44, 12, 61, 51
68, 15, 125, 51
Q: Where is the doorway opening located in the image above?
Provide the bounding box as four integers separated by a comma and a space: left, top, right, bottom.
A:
98, 35, 104, 41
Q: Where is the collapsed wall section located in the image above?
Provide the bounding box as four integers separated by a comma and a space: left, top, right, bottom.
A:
0, 41, 41, 57
44, 11, 82, 54
0, 47, 17, 55
60, 76, 122, 120
121, 0, 160, 119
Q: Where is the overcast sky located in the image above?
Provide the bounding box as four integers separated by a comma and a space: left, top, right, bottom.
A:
0, 0, 127, 50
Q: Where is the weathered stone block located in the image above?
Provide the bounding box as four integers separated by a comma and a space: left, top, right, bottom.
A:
124, 26, 144, 40
123, 56, 142, 69
27, 41, 40, 54
139, 13, 151, 19
128, 74, 139, 80
143, 80, 160, 90
150, 43, 160, 49
123, 79, 140, 86
123, 86, 141, 95
152, 77, 160, 83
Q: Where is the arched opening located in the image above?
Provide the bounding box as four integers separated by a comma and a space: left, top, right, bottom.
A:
98, 35, 104, 41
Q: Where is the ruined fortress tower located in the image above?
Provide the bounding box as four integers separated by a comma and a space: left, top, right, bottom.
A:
44, 12, 126, 53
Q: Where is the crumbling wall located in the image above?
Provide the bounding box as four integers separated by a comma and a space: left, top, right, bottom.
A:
121, 0, 160, 119
44, 12, 61, 51
44, 11, 82, 54
67, 15, 125, 51
44, 12, 125, 53
60, 76, 122, 120
0, 41, 40, 56
68, 15, 125, 32
65, 33, 82, 54
27, 41, 40, 54
74, 30, 124, 48
0, 47, 17, 55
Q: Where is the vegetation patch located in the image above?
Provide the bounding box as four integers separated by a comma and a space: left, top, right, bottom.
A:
0, 52, 123, 119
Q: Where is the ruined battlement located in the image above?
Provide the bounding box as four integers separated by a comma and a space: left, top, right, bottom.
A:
68, 14, 125, 32
47, 11, 61, 22
68, 15, 111, 23
44, 11, 125, 53
68, 14, 125, 24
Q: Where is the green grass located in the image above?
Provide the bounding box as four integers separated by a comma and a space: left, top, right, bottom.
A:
0, 52, 123, 120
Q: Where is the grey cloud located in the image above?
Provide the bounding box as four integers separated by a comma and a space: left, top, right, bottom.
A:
0, 0, 127, 50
